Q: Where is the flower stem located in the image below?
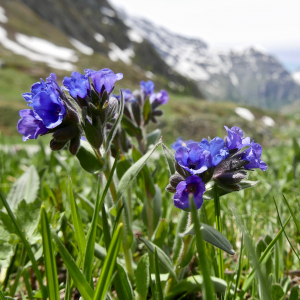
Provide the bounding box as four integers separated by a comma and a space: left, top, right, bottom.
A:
214, 182, 224, 279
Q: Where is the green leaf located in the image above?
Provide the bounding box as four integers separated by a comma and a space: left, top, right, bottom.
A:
135, 253, 150, 300
52, 230, 94, 300
180, 223, 235, 255
161, 143, 176, 175
76, 140, 106, 174
154, 248, 164, 300
116, 140, 161, 202
271, 284, 284, 300
105, 89, 125, 152
40, 207, 60, 300
146, 129, 161, 148
289, 286, 299, 300
152, 219, 168, 249
84, 151, 119, 284
0, 190, 47, 299
190, 196, 215, 298
165, 275, 228, 299
69, 178, 86, 258
203, 180, 259, 200
7, 165, 39, 209
84, 118, 103, 149
93, 223, 123, 300
143, 98, 151, 124
115, 263, 134, 300
139, 237, 177, 280
121, 115, 142, 138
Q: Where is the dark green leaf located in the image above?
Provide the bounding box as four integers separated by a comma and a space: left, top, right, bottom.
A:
180, 223, 235, 255
271, 284, 284, 300
154, 248, 164, 300
289, 286, 299, 300
115, 263, 134, 300
161, 143, 176, 175
135, 253, 150, 300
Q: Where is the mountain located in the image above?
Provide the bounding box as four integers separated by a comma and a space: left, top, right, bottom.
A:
119, 14, 300, 109
0, 0, 201, 97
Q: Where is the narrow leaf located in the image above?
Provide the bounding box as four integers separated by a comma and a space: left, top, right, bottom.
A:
180, 223, 235, 255
161, 143, 176, 175
154, 248, 164, 300
116, 140, 161, 202
40, 207, 60, 300
135, 253, 150, 300
139, 237, 177, 280
146, 129, 161, 148
69, 178, 86, 258
115, 263, 134, 300
52, 231, 94, 300
93, 223, 123, 300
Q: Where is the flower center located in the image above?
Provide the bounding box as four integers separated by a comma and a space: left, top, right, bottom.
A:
186, 183, 197, 193
189, 163, 197, 169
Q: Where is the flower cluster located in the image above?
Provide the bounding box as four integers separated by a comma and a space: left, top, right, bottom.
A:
17, 68, 123, 155
167, 126, 267, 210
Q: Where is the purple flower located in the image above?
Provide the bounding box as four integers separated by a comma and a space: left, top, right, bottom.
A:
174, 175, 206, 210
85, 68, 123, 94
224, 126, 251, 151
113, 88, 136, 102
175, 143, 212, 175
241, 142, 267, 171
140, 80, 154, 97
171, 137, 196, 151
63, 71, 90, 99
149, 90, 169, 106
17, 109, 48, 141
200, 137, 229, 167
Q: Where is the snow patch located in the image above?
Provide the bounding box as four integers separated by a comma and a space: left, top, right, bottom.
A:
100, 7, 115, 17
292, 71, 300, 85
230, 73, 239, 86
0, 6, 8, 23
235, 107, 255, 121
69, 38, 94, 55
94, 33, 105, 43
127, 30, 143, 43
262, 116, 275, 126
0, 27, 75, 71
145, 71, 155, 79
16, 33, 78, 62
108, 43, 134, 65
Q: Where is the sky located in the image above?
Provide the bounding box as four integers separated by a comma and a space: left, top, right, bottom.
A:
109, 0, 300, 72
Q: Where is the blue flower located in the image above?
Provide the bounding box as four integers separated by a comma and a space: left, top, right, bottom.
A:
149, 90, 168, 107
140, 80, 154, 97
224, 126, 251, 151
17, 109, 48, 141
63, 71, 90, 99
85, 68, 123, 94
18, 73, 67, 141
113, 88, 136, 102
171, 137, 196, 151
174, 175, 206, 210
175, 143, 212, 175
199, 137, 229, 166
241, 142, 267, 171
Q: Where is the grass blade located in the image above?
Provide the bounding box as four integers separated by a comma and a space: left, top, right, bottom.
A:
84, 150, 120, 284
93, 223, 123, 300
135, 253, 150, 300
40, 206, 60, 300
282, 194, 300, 234
190, 196, 215, 298
69, 177, 86, 259
0, 189, 47, 299
52, 230, 94, 300
154, 248, 164, 300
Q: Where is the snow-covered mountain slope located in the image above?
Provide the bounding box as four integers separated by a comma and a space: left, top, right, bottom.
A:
292, 70, 300, 85
122, 14, 300, 109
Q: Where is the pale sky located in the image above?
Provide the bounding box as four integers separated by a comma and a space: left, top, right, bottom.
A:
109, 0, 300, 72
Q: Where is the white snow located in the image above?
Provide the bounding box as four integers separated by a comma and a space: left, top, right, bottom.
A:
108, 43, 134, 65
0, 26, 75, 71
230, 72, 239, 86
0, 6, 8, 23
145, 70, 155, 79
16, 33, 78, 62
262, 116, 275, 126
100, 7, 116, 17
292, 71, 300, 85
127, 29, 143, 43
94, 32, 105, 43
69, 38, 94, 55
235, 107, 255, 121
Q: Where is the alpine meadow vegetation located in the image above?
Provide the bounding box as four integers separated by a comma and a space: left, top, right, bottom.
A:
1, 68, 300, 300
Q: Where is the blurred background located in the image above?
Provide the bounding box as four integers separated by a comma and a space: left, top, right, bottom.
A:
0, 0, 299, 145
